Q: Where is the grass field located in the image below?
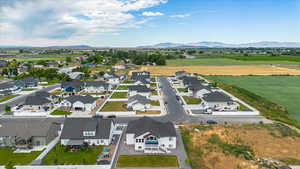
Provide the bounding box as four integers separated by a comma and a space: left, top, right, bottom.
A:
182, 96, 202, 104
50, 110, 72, 115
135, 65, 300, 76
43, 144, 102, 165
21, 88, 36, 91
167, 58, 300, 66
110, 92, 128, 99
150, 100, 160, 106
0, 149, 42, 165
0, 94, 20, 103
207, 76, 300, 122
117, 155, 179, 168
117, 85, 129, 90
182, 123, 300, 169
101, 101, 127, 111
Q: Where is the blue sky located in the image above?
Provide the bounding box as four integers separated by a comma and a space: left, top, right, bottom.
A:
0, 0, 299, 46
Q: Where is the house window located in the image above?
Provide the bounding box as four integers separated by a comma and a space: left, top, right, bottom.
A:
169, 137, 173, 141
136, 139, 139, 143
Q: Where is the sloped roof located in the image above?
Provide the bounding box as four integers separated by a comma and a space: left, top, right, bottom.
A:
65, 95, 96, 104
61, 118, 114, 139
128, 85, 151, 93
0, 81, 15, 90
202, 92, 232, 102
24, 95, 51, 105
85, 81, 109, 88
126, 117, 176, 137
128, 94, 150, 105
61, 81, 84, 90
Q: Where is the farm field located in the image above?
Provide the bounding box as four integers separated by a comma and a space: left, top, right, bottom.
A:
182, 123, 300, 169
134, 65, 300, 76
207, 76, 300, 122
167, 58, 300, 66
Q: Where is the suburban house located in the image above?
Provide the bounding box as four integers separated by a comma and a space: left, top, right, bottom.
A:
127, 94, 151, 112
60, 118, 115, 146
15, 76, 38, 88
84, 81, 112, 93
188, 84, 211, 98
61, 95, 97, 112
22, 95, 53, 112
133, 77, 150, 87
61, 81, 85, 94
103, 72, 117, 79
0, 119, 62, 148
202, 92, 238, 111
175, 71, 188, 78
131, 72, 150, 82
68, 72, 85, 80
126, 117, 177, 153
35, 91, 59, 103
0, 81, 19, 95
128, 85, 151, 98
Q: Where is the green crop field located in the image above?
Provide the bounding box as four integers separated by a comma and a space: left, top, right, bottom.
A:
207, 76, 300, 122
167, 58, 300, 66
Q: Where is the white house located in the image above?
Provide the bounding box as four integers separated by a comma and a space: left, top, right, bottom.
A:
188, 85, 211, 98
84, 81, 112, 93
126, 117, 177, 153
61, 95, 97, 112
61, 118, 115, 146
128, 85, 151, 98
127, 95, 151, 112
202, 92, 238, 111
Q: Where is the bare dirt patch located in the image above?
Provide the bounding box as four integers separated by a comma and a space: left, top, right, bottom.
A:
136, 110, 161, 115
182, 124, 300, 169
130, 65, 300, 76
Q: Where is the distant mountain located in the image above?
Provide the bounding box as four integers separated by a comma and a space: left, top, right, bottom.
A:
0, 45, 94, 49
138, 41, 300, 48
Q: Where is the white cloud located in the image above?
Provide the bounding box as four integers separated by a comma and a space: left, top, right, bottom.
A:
142, 11, 164, 17
0, 0, 168, 45
171, 14, 191, 18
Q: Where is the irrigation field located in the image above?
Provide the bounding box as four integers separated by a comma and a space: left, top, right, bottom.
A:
133, 65, 300, 76
206, 76, 300, 122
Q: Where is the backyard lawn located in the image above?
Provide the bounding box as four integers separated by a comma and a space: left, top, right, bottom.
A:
150, 100, 160, 106
21, 88, 36, 91
117, 155, 179, 168
150, 83, 157, 87
151, 91, 158, 95
0, 94, 20, 103
101, 101, 127, 111
0, 149, 42, 165
111, 92, 128, 99
50, 110, 72, 115
177, 88, 188, 92
43, 144, 102, 165
182, 96, 202, 104
117, 85, 129, 90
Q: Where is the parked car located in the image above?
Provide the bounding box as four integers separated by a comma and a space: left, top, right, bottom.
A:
107, 115, 116, 119
207, 120, 218, 124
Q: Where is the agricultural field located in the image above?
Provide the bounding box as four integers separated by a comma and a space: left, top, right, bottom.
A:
207, 76, 300, 122
182, 123, 300, 169
167, 58, 300, 66
135, 65, 300, 76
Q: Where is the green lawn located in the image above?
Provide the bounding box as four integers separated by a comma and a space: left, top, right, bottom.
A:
177, 88, 188, 92
117, 85, 129, 90
150, 83, 157, 87
111, 92, 128, 99
167, 58, 300, 66
150, 100, 160, 106
101, 101, 127, 111
51, 110, 72, 115
123, 80, 133, 84
151, 90, 158, 95
0, 95, 20, 103
117, 155, 179, 168
21, 88, 36, 91
43, 144, 102, 165
207, 76, 300, 122
0, 148, 42, 165
182, 96, 202, 104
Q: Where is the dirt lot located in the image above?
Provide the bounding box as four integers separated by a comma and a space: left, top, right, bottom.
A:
130, 65, 300, 76
182, 124, 300, 169
277, 65, 300, 70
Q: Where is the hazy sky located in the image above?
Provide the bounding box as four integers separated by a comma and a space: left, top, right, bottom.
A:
0, 0, 299, 47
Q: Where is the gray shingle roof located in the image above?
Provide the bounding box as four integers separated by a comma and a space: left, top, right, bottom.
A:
61, 81, 84, 91
65, 95, 96, 104
126, 117, 176, 137
128, 85, 151, 93
85, 81, 109, 88
128, 94, 150, 105
24, 95, 52, 105
61, 118, 114, 139
202, 92, 232, 102
0, 119, 62, 139
0, 81, 15, 90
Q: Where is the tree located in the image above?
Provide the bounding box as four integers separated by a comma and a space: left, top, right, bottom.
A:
5, 161, 16, 169
5, 105, 11, 113
66, 57, 72, 63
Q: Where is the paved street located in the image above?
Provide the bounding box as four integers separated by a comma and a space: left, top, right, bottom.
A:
0, 84, 60, 114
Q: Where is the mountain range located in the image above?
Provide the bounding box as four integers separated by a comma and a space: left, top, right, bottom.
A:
1, 41, 300, 49
137, 41, 300, 48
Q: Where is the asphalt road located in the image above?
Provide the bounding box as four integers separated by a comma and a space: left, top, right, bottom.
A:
0, 84, 60, 114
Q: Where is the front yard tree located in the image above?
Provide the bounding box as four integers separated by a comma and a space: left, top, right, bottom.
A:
5, 105, 11, 113
5, 161, 16, 169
